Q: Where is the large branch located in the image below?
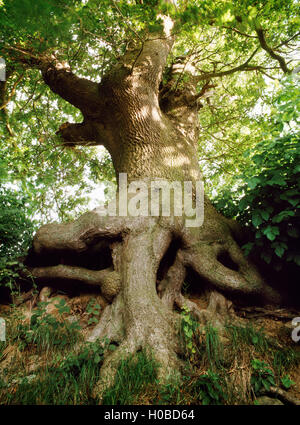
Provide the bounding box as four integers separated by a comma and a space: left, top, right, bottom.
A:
194, 48, 260, 81
255, 28, 290, 73
6, 46, 101, 115
40, 60, 101, 116
105, 6, 175, 94
57, 121, 99, 146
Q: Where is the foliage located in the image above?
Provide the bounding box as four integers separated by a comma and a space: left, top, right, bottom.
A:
0, 186, 35, 294
157, 374, 184, 405
193, 369, 227, 405
203, 323, 223, 369
0, 186, 34, 259
213, 76, 300, 272
226, 322, 270, 354
180, 304, 199, 360
281, 374, 295, 390
86, 298, 102, 326
251, 359, 276, 393
273, 346, 300, 376
12, 299, 81, 353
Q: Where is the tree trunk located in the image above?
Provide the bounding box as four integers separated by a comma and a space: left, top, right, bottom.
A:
24, 15, 282, 399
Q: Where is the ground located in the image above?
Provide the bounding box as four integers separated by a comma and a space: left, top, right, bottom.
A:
0, 287, 299, 405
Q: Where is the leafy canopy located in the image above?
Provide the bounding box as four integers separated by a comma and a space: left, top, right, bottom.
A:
0, 1, 299, 274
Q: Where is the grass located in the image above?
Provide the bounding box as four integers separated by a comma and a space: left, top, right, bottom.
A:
203, 323, 223, 369
102, 350, 158, 405
273, 346, 300, 376
10, 300, 82, 354
1, 339, 106, 405
226, 322, 271, 354
1, 302, 299, 405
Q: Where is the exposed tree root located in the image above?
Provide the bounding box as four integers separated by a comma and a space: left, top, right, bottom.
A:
24, 208, 284, 401
12, 289, 36, 307
29, 265, 121, 302
236, 306, 299, 321
88, 293, 125, 344
261, 386, 300, 405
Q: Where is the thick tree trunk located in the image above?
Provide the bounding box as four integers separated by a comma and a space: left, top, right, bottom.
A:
23, 14, 282, 399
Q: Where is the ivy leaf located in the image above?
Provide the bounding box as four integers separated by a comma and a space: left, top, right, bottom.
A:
287, 227, 299, 238
242, 242, 254, 256
272, 210, 295, 223
267, 174, 287, 186
261, 252, 272, 264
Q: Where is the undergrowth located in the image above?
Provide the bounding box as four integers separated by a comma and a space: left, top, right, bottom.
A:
0, 303, 299, 405
102, 350, 159, 405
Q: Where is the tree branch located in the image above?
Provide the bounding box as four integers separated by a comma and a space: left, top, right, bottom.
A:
275, 31, 300, 50
255, 28, 290, 73
0, 72, 24, 111
194, 48, 260, 81
57, 121, 99, 147
5, 46, 101, 115
223, 26, 258, 39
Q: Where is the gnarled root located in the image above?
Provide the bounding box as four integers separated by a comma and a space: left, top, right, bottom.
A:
28, 265, 121, 302
24, 208, 283, 401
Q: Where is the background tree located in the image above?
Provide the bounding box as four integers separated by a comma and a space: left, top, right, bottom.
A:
1, 0, 299, 395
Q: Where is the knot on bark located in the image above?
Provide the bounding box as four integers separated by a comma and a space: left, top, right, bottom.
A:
101, 270, 121, 302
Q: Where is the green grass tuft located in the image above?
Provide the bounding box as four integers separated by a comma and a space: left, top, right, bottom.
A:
102, 349, 158, 405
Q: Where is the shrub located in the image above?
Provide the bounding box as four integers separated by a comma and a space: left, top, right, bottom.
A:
213, 76, 300, 273
0, 186, 36, 294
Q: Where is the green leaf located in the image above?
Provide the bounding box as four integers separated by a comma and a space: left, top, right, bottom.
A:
287, 227, 299, 238
252, 212, 263, 227
260, 210, 270, 221
262, 380, 270, 391
281, 375, 295, 389
272, 242, 288, 258
263, 226, 280, 241
248, 177, 261, 189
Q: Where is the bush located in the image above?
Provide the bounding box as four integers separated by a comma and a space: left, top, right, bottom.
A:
213, 76, 300, 273
0, 186, 36, 294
